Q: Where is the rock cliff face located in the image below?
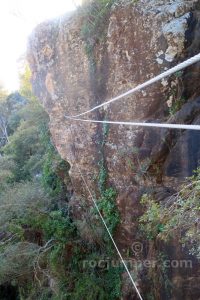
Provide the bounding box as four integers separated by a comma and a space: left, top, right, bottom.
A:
28, 0, 200, 299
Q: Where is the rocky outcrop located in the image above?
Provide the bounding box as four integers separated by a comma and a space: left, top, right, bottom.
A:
28, 0, 200, 298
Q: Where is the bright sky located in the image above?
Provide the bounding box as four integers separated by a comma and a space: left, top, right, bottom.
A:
0, 0, 77, 91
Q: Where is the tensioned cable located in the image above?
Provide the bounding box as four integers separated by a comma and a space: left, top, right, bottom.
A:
65, 53, 200, 118
65, 117, 200, 131
77, 165, 143, 300
64, 53, 200, 299
68, 126, 143, 300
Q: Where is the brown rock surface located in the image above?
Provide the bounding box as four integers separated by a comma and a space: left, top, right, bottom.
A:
28, 1, 200, 298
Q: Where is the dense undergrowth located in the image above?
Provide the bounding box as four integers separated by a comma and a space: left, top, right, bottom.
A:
0, 66, 122, 300
139, 173, 200, 299
140, 175, 200, 257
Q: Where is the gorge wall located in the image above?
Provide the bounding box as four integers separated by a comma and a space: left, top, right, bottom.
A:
28, 0, 200, 299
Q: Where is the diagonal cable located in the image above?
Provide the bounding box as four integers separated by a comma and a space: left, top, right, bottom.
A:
68, 125, 144, 300
65, 53, 200, 118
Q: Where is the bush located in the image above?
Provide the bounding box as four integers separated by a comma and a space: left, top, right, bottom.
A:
98, 188, 120, 234
0, 181, 51, 228
139, 170, 200, 257
81, 0, 118, 71
0, 242, 39, 284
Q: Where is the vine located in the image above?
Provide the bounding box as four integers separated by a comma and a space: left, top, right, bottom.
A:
97, 122, 120, 236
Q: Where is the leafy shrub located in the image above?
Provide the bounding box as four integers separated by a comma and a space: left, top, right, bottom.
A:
169, 97, 185, 116
71, 274, 108, 300
81, 0, 117, 42
42, 211, 76, 242
0, 181, 51, 227
98, 187, 120, 234
139, 194, 164, 240
0, 155, 16, 188
42, 151, 64, 196
0, 242, 39, 284
0, 64, 122, 299
81, 0, 118, 72
139, 171, 200, 257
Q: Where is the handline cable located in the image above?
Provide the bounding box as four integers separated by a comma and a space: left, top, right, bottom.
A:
65, 53, 200, 118
68, 125, 144, 300
63, 52, 200, 300
65, 117, 200, 131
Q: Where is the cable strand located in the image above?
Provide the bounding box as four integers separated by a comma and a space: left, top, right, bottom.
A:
66, 53, 200, 118
68, 125, 143, 300
65, 117, 200, 131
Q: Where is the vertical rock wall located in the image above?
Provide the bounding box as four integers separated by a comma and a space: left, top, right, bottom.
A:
28, 0, 200, 298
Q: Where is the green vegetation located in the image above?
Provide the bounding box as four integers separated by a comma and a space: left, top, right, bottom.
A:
81, 0, 117, 73
167, 72, 185, 116
169, 96, 186, 116
139, 171, 200, 298
3, 101, 48, 181
81, 0, 120, 243
98, 187, 120, 234
0, 65, 122, 299
97, 122, 120, 236
81, 0, 117, 45
139, 173, 200, 256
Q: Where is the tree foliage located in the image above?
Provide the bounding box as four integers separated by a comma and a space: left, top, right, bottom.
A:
0, 64, 122, 300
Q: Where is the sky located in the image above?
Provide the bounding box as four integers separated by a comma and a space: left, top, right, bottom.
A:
0, 0, 77, 91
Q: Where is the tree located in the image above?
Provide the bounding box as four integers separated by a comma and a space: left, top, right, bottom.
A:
19, 64, 36, 101
0, 90, 9, 145
0, 91, 26, 147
